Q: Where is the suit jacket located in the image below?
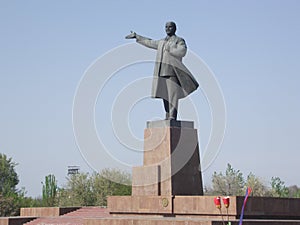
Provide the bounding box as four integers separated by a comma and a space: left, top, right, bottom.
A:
136, 34, 199, 99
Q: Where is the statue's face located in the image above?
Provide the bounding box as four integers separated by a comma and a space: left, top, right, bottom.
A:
165, 22, 176, 36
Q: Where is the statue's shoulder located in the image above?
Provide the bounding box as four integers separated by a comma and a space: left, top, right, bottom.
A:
173, 35, 185, 43
175, 35, 184, 40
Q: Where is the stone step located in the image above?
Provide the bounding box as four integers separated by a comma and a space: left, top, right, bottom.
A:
84, 217, 300, 225
63, 207, 109, 217
20, 207, 80, 217
24, 207, 109, 225
25, 217, 83, 225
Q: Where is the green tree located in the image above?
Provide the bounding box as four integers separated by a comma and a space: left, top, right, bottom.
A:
288, 185, 300, 198
0, 153, 20, 216
59, 173, 94, 206
245, 173, 268, 196
0, 195, 19, 216
270, 176, 289, 197
42, 174, 58, 206
59, 168, 132, 207
92, 168, 131, 206
208, 163, 297, 198
17, 194, 44, 208
211, 163, 245, 196
0, 153, 19, 196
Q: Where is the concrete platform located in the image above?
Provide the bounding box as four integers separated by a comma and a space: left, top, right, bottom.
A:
108, 196, 300, 220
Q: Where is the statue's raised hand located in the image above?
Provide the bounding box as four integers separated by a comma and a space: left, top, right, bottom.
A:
125, 31, 136, 39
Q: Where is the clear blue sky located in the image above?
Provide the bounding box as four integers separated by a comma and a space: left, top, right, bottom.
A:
1, 1, 300, 197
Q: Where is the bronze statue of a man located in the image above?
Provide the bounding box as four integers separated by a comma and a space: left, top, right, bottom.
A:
126, 22, 198, 120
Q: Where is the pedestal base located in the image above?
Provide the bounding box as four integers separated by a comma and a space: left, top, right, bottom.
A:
108, 195, 300, 220
132, 120, 203, 196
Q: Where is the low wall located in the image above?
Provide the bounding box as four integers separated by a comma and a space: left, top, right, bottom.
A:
20, 207, 80, 217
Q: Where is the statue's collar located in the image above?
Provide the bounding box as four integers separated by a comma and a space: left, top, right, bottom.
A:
165, 34, 176, 41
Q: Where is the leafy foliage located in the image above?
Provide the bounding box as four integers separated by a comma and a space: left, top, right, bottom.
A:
288, 185, 300, 198
59, 168, 132, 207
210, 164, 277, 197
92, 168, 131, 206
42, 174, 58, 206
0, 153, 50, 216
212, 163, 245, 196
270, 176, 289, 197
59, 173, 94, 206
0, 153, 19, 196
0, 195, 19, 216
0, 153, 20, 216
245, 173, 268, 196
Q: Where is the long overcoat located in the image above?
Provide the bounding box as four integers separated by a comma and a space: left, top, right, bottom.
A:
136, 34, 199, 100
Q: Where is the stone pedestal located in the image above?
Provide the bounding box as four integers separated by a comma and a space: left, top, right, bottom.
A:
132, 120, 203, 196
103, 120, 300, 224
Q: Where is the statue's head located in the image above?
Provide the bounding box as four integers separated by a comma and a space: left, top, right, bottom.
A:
165, 21, 176, 36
